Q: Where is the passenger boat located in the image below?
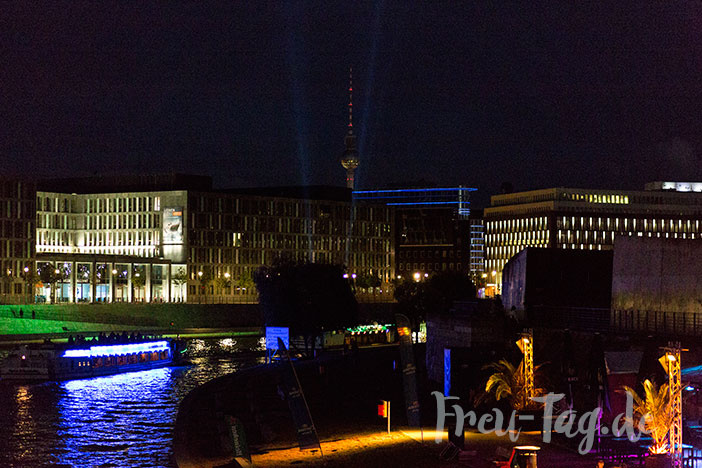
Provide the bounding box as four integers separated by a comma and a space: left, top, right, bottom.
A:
0, 338, 184, 381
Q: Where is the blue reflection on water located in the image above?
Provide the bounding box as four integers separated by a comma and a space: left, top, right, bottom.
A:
0, 337, 263, 468
57, 367, 177, 468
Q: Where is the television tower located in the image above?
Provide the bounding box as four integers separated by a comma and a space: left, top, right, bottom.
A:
340, 67, 360, 189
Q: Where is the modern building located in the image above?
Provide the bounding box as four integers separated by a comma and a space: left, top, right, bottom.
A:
353, 186, 483, 281
484, 183, 702, 289
33, 175, 394, 304
0, 178, 36, 304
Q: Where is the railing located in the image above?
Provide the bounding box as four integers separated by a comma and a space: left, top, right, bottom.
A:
527, 305, 611, 332
612, 309, 702, 337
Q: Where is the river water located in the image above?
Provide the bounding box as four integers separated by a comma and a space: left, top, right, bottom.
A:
0, 336, 265, 468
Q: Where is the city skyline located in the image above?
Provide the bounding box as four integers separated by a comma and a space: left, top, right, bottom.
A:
3, 3, 702, 209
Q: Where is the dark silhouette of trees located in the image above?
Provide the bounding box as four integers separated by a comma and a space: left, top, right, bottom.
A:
394, 270, 477, 340
254, 260, 357, 356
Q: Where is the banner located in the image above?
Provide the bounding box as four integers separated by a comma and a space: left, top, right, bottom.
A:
277, 338, 322, 451
225, 415, 250, 459
396, 313, 421, 427
162, 207, 184, 244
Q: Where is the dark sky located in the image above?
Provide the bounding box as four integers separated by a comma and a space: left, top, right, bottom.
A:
2, 2, 702, 207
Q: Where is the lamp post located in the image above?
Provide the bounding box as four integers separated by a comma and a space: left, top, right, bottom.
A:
198, 271, 203, 304
23, 266, 30, 304
224, 272, 231, 301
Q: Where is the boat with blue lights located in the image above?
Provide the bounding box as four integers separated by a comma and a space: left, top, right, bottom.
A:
0, 337, 184, 381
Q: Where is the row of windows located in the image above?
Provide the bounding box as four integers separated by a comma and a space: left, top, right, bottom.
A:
487, 217, 548, 234
398, 250, 462, 259
398, 262, 461, 272
558, 216, 702, 233
38, 195, 161, 214
0, 200, 34, 220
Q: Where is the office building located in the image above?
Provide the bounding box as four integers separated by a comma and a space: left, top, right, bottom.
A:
0, 178, 36, 304
353, 186, 483, 280
484, 183, 702, 288
33, 175, 393, 303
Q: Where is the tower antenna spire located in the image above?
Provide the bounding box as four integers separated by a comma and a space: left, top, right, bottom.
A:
340, 66, 360, 189
348, 66, 353, 131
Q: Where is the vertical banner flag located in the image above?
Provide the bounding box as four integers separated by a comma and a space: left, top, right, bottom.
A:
396, 313, 421, 428
277, 338, 322, 452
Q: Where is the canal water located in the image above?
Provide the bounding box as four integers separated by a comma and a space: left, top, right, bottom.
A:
0, 336, 265, 468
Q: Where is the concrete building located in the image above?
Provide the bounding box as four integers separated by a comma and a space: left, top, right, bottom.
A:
353, 186, 484, 281
501, 247, 612, 330
484, 182, 702, 288
611, 236, 702, 336
33, 175, 394, 304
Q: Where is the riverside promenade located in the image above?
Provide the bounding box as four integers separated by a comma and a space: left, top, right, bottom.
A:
0, 303, 264, 344
173, 345, 603, 468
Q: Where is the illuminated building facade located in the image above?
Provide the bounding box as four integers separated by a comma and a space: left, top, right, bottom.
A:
485, 183, 702, 288
0, 178, 36, 303
353, 187, 483, 280
34, 177, 393, 303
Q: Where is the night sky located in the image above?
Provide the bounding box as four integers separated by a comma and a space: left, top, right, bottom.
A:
3, 2, 702, 207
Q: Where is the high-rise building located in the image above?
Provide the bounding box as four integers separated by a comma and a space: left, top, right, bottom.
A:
340, 68, 360, 189
484, 183, 702, 289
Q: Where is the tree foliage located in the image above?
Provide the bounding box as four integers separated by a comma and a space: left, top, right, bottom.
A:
213, 276, 231, 294
254, 260, 358, 350
621, 380, 673, 454
480, 359, 547, 411
393, 270, 477, 333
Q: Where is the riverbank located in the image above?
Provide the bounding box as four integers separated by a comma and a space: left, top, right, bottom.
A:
173, 345, 602, 468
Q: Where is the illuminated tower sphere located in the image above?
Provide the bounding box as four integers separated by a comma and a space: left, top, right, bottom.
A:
341, 68, 360, 189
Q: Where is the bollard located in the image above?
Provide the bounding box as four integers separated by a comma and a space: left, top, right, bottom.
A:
510, 445, 540, 468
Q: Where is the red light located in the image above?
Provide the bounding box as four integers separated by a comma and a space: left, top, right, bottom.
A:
378, 402, 387, 417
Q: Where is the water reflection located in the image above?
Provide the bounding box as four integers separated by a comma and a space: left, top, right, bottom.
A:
0, 336, 263, 468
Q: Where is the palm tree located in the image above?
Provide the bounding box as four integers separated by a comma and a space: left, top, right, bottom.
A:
481, 359, 546, 411
621, 380, 673, 455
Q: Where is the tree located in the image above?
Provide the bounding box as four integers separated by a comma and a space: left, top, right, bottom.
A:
23, 269, 39, 304
621, 380, 673, 454
1, 271, 13, 303
213, 276, 231, 296
480, 359, 547, 411
131, 268, 146, 302
237, 270, 255, 293
196, 268, 212, 303
426, 270, 477, 311
39, 267, 63, 304
254, 260, 358, 356
393, 278, 429, 341
171, 268, 188, 301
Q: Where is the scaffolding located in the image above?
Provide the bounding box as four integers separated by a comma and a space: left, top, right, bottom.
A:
661, 342, 682, 468
517, 329, 534, 401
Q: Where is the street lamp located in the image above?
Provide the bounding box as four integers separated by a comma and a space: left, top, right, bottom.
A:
413, 272, 421, 282
224, 272, 230, 279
